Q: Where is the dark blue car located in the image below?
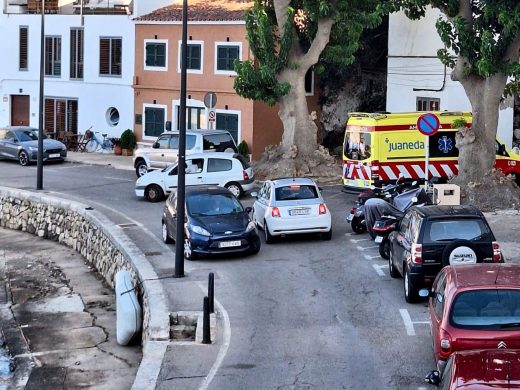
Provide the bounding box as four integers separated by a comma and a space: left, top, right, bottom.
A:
161, 185, 261, 259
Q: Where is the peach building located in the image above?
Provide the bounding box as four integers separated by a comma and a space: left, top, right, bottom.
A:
133, 0, 319, 160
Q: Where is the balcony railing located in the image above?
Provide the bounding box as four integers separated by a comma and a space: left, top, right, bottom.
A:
4, 0, 133, 15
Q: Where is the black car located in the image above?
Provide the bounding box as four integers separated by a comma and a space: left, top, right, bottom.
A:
161, 185, 261, 259
388, 205, 503, 303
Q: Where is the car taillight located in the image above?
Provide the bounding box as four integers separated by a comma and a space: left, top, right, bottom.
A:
319, 203, 327, 215
271, 207, 281, 218
411, 243, 422, 264
439, 329, 452, 359
350, 207, 357, 214
492, 241, 501, 262
373, 225, 393, 233
243, 170, 249, 181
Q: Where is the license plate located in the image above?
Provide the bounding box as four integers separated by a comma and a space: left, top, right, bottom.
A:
219, 240, 241, 248
290, 208, 310, 216
346, 213, 354, 222
49, 153, 60, 158
375, 236, 383, 243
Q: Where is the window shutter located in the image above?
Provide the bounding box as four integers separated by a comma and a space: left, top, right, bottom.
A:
45, 37, 52, 75
70, 29, 83, 79
111, 38, 122, 75
19, 27, 28, 70
55, 99, 66, 132
44, 99, 55, 132
67, 100, 78, 133
99, 38, 110, 75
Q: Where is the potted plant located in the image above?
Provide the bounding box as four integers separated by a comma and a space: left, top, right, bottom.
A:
111, 137, 122, 155
120, 129, 137, 156
237, 140, 250, 159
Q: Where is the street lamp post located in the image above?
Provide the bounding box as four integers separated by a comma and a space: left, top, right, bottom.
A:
36, 0, 45, 190
174, 0, 188, 278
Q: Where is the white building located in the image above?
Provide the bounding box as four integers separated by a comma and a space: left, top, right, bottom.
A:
0, 0, 170, 139
387, 8, 514, 148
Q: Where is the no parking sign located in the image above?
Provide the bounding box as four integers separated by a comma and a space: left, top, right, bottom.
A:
416, 113, 440, 183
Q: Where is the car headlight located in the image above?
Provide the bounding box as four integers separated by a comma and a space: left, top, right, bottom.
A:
246, 221, 257, 232
191, 225, 211, 237
28, 146, 37, 151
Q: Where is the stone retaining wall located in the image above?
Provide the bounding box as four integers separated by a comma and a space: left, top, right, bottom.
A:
0, 186, 169, 343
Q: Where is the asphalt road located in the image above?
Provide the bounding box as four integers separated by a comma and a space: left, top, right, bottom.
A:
0, 161, 434, 389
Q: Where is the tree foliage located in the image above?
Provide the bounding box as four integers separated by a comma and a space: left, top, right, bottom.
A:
234, 0, 383, 106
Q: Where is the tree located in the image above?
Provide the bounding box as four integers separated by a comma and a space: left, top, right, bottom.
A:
234, 0, 382, 157
388, 0, 520, 187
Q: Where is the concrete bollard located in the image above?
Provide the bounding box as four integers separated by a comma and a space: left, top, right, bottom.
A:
208, 272, 214, 314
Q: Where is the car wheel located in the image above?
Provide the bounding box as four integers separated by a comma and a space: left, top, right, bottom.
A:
388, 246, 399, 278
162, 221, 173, 244
225, 182, 243, 198
404, 266, 420, 303
379, 237, 390, 259
18, 150, 30, 166
441, 239, 482, 267
135, 161, 148, 178
321, 228, 332, 240
145, 184, 164, 203
184, 238, 197, 260
264, 221, 274, 244
351, 216, 367, 234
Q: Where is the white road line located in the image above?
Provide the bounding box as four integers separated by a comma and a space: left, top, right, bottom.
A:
356, 245, 379, 251
350, 238, 369, 243
399, 309, 416, 336
364, 254, 380, 260
344, 232, 354, 236
103, 176, 134, 182
372, 264, 386, 276
196, 285, 231, 390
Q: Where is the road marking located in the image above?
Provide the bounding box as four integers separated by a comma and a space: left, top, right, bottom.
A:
344, 232, 354, 236
372, 264, 386, 276
364, 254, 380, 260
103, 176, 134, 182
399, 309, 429, 336
350, 238, 369, 243
357, 245, 379, 251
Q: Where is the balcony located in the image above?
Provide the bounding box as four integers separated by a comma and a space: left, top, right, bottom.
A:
4, 0, 133, 15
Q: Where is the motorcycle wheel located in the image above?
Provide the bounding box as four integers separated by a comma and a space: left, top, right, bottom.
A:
351, 216, 367, 234
379, 237, 390, 259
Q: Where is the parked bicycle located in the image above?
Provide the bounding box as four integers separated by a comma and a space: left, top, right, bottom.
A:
85, 130, 114, 153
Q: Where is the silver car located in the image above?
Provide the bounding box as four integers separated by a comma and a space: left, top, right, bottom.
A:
0, 126, 67, 166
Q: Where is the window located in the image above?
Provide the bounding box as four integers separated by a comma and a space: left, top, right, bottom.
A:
426, 219, 489, 243
417, 97, 440, 111
185, 158, 204, 174
44, 98, 78, 133
155, 134, 171, 149
344, 132, 371, 161
178, 41, 203, 73
207, 158, 232, 172
45, 36, 61, 76
175, 105, 205, 130
216, 113, 239, 142
203, 133, 236, 152
145, 40, 167, 70
433, 274, 447, 320
275, 185, 319, 201
215, 42, 241, 74
19, 26, 28, 71
144, 106, 165, 137
100, 37, 122, 76
70, 28, 84, 79
305, 69, 314, 96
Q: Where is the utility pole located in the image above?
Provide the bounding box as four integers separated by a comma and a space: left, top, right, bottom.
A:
37, 0, 45, 190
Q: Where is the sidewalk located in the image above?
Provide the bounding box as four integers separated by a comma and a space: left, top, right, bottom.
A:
66, 150, 134, 171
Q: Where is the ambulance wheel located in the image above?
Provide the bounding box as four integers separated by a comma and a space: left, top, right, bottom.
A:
351, 216, 366, 234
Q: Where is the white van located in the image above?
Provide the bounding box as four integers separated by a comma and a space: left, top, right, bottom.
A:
135, 153, 254, 202
133, 129, 238, 177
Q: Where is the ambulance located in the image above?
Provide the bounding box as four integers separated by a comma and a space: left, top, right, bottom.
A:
342, 111, 520, 190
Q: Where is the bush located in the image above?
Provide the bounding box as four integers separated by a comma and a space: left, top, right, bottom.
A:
120, 129, 137, 149
237, 140, 249, 157
452, 118, 467, 129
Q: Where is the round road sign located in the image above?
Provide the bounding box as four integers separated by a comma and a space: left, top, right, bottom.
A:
417, 113, 440, 136
204, 92, 217, 109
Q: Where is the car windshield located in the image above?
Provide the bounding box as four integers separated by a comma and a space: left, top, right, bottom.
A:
450, 289, 520, 330
275, 184, 318, 201
425, 219, 489, 242
15, 129, 38, 141
187, 194, 243, 216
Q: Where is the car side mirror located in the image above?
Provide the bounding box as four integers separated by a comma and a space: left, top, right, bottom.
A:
245, 206, 252, 213
250, 191, 258, 198
152, 142, 160, 149
424, 370, 441, 386
419, 288, 433, 298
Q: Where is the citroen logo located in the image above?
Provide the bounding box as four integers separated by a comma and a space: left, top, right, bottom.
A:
498, 341, 507, 349
225, 231, 232, 235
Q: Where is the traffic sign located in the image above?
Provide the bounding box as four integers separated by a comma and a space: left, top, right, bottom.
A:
417, 113, 440, 136
208, 109, 216, 122
204, 92, 217, 109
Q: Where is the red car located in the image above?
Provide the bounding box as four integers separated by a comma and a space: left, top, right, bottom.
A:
425, 349, 520, 389
424, 264, 520, 371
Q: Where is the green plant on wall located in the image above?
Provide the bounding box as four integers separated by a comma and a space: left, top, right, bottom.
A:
120, 129, 137, 149
237, 140, 249, 157
452, 118, 467, 129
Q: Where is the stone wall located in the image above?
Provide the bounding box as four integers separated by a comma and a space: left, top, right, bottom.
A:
0, 186, 169, 343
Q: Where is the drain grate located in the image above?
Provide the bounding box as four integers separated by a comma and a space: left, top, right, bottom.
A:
170, 311, 198, 341
144, 251, 162, 257
117, 223, 137, 228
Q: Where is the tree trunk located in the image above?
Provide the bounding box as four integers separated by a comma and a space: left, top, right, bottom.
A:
277, 68, 317, 155
453, 73, 507, 185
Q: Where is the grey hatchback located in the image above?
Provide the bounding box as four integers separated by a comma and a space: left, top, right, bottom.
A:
0, 126, 67, 166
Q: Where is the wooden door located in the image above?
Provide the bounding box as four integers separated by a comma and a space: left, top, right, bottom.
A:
11, 95, 30, 126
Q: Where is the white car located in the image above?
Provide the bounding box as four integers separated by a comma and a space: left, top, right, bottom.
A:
135, 152, 254, 202
252, 177, 332, 243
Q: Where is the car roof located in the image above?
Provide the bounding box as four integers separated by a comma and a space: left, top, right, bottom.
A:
161, 129, 231, 136
447, 264, 520, 289
183, 152, 236, 160
452, 349, 520, 386
269, 177, 317, 187
410, 205, 483, 219
185, 185, 233, 196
